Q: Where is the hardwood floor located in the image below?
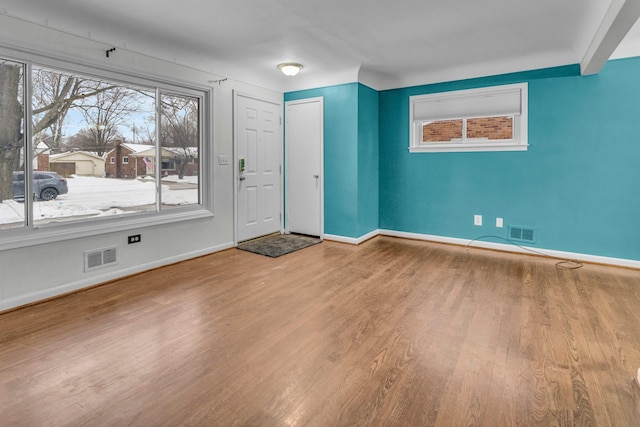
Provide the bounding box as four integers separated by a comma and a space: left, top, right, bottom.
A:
1, 236, 640, 426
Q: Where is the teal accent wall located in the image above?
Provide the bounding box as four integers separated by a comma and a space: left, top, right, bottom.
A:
379, 59, 640, 260
285, 58, 640, 261
286, 83, 379, 238
357, 84, 379, 237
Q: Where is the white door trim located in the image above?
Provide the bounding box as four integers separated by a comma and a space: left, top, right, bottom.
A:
285, 96, 324, 239
233, 90, 284, 245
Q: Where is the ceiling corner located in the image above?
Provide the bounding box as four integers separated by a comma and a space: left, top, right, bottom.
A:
581, 0, 640, 75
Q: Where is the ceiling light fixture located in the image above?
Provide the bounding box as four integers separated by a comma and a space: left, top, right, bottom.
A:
278, 62, 303, 77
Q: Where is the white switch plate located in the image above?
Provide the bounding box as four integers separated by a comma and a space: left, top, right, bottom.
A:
496, 217, 504, 228
218, 155, 230, 165
474, 215, 482, 226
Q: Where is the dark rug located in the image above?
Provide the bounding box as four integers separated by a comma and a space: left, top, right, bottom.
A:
237, 233, 321, 258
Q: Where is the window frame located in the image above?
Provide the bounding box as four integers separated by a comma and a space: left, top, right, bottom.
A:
0, 46, 214, 251
409, 83, 528, 153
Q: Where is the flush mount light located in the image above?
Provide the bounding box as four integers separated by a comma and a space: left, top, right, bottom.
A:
277, 62, 303, 77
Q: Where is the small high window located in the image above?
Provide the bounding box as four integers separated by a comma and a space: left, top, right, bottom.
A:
410, 83, 528, 153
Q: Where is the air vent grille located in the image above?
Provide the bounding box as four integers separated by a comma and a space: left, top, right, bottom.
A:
521, 228, 534, 242
84, 247, 118, 272
103, 248, 117, 264
508, 226, 536, 243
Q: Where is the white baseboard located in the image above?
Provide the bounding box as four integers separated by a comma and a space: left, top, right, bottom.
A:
4, 229, 638, 313
379, 229, 640, 269
324, 229, 379, 245
323, 228, 640, 269
0, 242, 235, 312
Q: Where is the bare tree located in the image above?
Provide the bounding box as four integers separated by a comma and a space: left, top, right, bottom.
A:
63, 128, 115, 155
31, 69, 117, 145
0, 64, 118, 201
74, 84, 151, 157
135, 114, 157, 145
160, 95, 198, 179
31, 69, 77, 151
0, 63, 24, 201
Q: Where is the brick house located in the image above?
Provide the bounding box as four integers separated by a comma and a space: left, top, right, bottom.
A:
105, 141, 153, 178
105, 140, 198, 178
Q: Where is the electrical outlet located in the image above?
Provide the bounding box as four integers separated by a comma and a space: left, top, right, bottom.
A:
496, 217, 504, 228
474, 215, 482, 226
128, 234, 141, 244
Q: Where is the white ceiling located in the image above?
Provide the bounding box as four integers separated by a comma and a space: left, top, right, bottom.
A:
613, 14, 640, 59
1, 0, 639, 91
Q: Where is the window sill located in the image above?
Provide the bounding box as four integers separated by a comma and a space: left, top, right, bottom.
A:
0, 207, 214, 251
409, 142, 529, 153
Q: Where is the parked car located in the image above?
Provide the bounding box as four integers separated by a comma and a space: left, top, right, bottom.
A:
13, 171, 69, 201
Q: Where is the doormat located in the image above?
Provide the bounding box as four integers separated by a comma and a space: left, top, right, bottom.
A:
237, 234, 321, 258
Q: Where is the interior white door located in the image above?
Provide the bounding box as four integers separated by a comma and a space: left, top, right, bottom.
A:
236, 93, 282, 242
286, 97, 323, 237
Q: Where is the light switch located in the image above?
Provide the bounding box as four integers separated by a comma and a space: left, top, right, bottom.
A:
218, 155, 230, 165
474, 215, 482, 226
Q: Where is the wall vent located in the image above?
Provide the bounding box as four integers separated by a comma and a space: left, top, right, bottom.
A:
84, 247, 118, 272
508, 226, 536, 243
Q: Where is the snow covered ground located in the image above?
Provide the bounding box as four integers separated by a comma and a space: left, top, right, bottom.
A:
0, 175, 198, 227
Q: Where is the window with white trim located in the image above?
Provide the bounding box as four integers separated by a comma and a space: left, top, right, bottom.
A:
0, 48, 211, 247
410, 83, 528, 153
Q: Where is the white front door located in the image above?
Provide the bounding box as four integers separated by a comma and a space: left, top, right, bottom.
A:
235, 93, 282, 242
286, 97, 323, 237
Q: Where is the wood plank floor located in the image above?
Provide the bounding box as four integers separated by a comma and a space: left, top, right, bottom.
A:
1, 236, 640, 426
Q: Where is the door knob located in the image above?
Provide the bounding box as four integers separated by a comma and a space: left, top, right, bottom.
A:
313, 174, 319, 178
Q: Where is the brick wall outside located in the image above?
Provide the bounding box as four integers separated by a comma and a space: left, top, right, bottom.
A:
176, 159, 198, 176
423, 116, 513, 142
423, 119, 462, 142
467, 116, 512, 140
105, 157, 115, 177
105, 149, 148, 178
182, 162, 198, 176
118, 156, 146, 178
36, 153, 50, 171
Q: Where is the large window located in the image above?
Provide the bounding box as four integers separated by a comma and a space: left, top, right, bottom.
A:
410, 83, 528, 153
0, 52, 209, 243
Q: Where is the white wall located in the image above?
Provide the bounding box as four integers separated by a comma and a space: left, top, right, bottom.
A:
0, 15, 283, 311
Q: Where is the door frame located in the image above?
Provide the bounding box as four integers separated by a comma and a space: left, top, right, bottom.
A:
233, 90, 284, 245
284, 96, 324, 238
